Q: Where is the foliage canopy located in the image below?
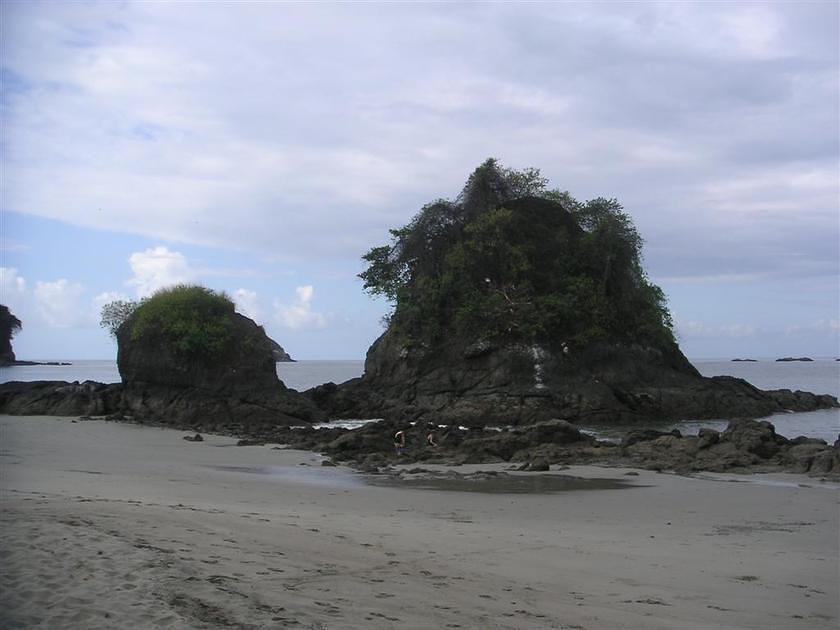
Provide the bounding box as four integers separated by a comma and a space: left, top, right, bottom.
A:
360, 158, 674, 349
1, 304, 22, 344
102, 285, 238, 360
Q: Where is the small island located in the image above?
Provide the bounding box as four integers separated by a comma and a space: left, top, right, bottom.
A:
731, 358, 758, 362
0, 304, 72, 367
312, 159, 839, 429
776, 357, 814, 362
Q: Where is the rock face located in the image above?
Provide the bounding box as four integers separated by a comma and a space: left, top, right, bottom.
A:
117, 311, 280, 393
310, 333, 838, 426
0, 343, 14, 366
114, 310, 319, 426
268, 338, 294, 362
0, 380, 122, 417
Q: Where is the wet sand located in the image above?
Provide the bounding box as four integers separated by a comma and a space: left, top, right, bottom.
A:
1, 415, 837, 629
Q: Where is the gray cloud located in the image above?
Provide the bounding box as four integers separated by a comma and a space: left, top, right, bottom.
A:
1, 1, 837, 292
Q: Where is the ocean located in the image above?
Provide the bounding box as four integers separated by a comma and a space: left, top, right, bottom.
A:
1, 358, 837, 442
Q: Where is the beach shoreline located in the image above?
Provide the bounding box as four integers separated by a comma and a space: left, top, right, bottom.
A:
1, 415, 837, 629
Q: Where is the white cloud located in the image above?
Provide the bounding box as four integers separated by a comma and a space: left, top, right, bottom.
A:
33, 279, 86, 328
91, 291, 132, 322
126, 246, 194, 298
0, 267, 27, 297
274, 285, 326, 330
233, 288, 263, 323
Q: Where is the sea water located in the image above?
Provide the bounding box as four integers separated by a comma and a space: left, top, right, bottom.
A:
583, 358, 840, 443
0, 359, 365, 390
1, 357, 837, 441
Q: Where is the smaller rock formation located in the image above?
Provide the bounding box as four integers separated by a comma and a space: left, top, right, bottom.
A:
0, 286, 321, 429
294, 417, 840, 476
0, 304, 21, 366
115, 287, 319, 426
776, 357, 814, 362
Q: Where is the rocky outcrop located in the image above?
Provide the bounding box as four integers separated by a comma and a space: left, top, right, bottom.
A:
0, 346, 14, 366
776, 357, 813, 362
117, 311, 280, 393
308, 333, 838, 426
0, 311, 321, 428
271, 417, 840, 476
0, 380, 122, 416
115, 311, 319, 426
268, 338, 294, 362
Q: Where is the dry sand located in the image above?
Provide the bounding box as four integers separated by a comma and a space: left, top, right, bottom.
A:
1, 415, 837, 629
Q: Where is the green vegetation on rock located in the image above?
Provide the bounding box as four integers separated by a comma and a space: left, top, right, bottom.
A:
360, 158, 675, 349
127, 285, 237, 360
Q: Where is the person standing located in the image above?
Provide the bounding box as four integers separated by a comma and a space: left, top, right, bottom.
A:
394, 430, 406, 455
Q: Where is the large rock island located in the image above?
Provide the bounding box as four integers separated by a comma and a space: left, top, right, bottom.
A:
309, 160, 837, 426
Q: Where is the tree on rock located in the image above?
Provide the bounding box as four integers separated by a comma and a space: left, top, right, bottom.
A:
115, 284, 280, 392
100, 299, 141, 338
360, 158, 674, 349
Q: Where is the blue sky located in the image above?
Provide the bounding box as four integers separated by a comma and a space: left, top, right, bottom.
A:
1, 1, 838, 360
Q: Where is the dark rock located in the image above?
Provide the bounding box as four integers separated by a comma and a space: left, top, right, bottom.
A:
763, 389, 837, 413
527, 458, 550, 471
268, 338, 294, 362
722, 419, 787, 459
731, 359, 757, 362
809, 447, 840, 474
4, 360, 73, 366
236, 439, 263, 446
311, 332, 837, 428
775, 357, 813, 362
183, 433, 204, 442
0, 380, 122, 416
321, 459, 336, 467
789, 436, 827, 446
697, 428, 720, 449
115, 308, 321, 428
783, 443, 828, 473
622, 429, 675, 448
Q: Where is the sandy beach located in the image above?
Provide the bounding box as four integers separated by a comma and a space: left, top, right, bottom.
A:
1, 415, 837, 629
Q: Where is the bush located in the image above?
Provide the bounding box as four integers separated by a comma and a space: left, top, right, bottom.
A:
129, 285, 236, 360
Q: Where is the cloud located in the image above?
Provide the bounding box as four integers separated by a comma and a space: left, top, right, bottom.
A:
1, 1, 835, 283
91, 290, 132, 322
274, 285, 326, 330
0, 267, 27, 297
33, 279, 86, 328
233, 288, 263, 323
126, 246, 194, 298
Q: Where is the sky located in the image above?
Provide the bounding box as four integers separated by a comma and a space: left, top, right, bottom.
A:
0, 1, 837, 361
